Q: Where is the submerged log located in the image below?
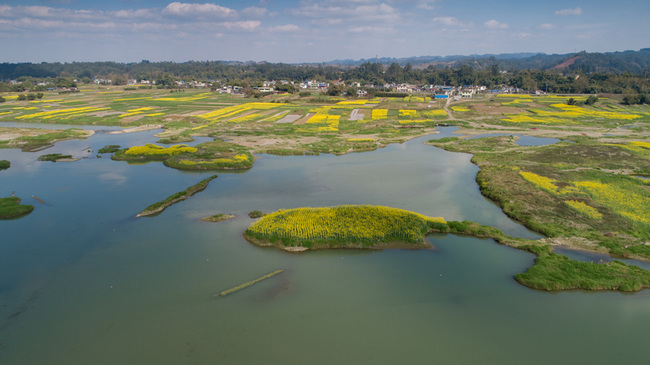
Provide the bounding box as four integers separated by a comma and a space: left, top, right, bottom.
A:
216, 270, 284, 297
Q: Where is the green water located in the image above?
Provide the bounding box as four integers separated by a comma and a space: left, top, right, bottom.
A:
2, 127, 650, 364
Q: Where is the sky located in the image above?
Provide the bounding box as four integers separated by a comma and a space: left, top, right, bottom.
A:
0, 0, 648, 63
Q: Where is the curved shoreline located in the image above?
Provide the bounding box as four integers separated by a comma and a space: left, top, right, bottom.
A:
243, 206, 650, 292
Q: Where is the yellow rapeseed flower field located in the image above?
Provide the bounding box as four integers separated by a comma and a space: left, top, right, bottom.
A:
155, 92, 212, 102
451, 106, 470, 112
573, 180, 650, 224
194, 102, 280, 130
564, 200, 603, 220
124, 144, 197, 157
306, 106, 340, 131
519, 171, 559, 194
399, 109, 417, 117
422, 109, 447, 118
247, 205, 446, 244
371, 109, 388, 120
15, 106, 110, 120
337, 100, 367, 105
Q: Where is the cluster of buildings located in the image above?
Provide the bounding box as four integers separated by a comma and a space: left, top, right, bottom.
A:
7, 76, 535, 99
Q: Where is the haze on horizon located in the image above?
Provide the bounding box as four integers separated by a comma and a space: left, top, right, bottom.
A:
0, 0, 647, 64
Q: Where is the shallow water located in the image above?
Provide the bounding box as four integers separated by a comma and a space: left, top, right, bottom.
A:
2, 127, 650, 364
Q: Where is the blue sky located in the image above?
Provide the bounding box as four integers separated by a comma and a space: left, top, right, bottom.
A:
0, 0, 647, 63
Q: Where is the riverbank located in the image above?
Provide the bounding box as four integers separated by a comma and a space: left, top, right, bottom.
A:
427, 134, 650, 262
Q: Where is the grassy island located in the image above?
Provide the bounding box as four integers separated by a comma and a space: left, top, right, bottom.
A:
202, 213, 235, 222
0, 160, 9, 170
137, 175, 217, 217
98, 145, 121, 154
113, 139, 254, 171
38, 153, 76, 162
244, 205, 447, 251
0, 197, 34, 219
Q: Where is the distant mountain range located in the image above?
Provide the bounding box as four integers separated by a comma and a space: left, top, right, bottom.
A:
314, 49, 650, 74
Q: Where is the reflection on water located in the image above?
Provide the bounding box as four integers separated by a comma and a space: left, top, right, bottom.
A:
1, 127, 650, 365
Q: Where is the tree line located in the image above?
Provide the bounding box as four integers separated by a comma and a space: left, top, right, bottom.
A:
0, 61, 648, 103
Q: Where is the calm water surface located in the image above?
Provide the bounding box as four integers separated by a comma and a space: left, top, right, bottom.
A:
1, 126, 650, 364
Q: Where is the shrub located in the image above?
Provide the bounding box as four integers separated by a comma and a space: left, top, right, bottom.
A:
249, 210, 264, 218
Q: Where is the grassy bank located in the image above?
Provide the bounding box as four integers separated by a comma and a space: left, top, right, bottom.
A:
515, 245, 650, 291
137, 175, 218, 217
0, 128, 92, 150
428, 135, 650, 261
244, 205, 650, 292
0, 197, 34, 219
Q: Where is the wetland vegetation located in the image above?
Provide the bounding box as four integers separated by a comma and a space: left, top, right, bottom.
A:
2, 86, 650, 292
202, 213, 235, 222
37, 153, 75, 162
244, 204, 650, 291
137, 175, 218, 217
0, 197, 34, 219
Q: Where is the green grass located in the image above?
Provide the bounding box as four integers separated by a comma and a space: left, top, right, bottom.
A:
248, 210, 264, 218
0, 197, 34, 219
515, 245, 650, 291
2, 129, 91, 150
137, 175, 218, 217
244, 206, 650, 292
429, 135, 650, 260
0, 160, 9, 170
202, 213, 235, 222
38, 153, 74, 162
98, 145, 121, 154
114, 139, 255, 171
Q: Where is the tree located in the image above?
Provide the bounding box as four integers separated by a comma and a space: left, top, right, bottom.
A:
327, 84, 343, 96
111, 74, 128, 86
585, 95, 598, 105
385, 63, 402, 83
275, 83, 296, 93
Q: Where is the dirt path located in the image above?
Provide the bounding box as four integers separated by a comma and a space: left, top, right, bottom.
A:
443, 97, 455, 120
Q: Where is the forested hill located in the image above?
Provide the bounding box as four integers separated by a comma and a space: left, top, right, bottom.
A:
1, 49, 650, 81
324, 49, 650, 74
0, 48, 650, 80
